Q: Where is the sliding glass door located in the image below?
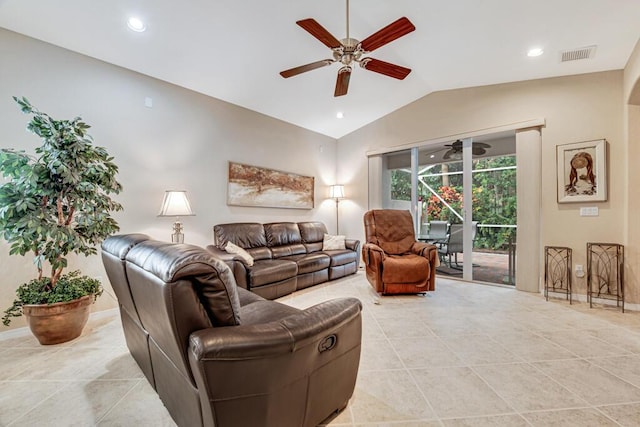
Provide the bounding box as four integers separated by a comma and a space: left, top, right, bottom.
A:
375, 133, 517, 285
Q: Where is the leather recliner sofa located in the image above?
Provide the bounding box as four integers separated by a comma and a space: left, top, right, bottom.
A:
101, 234, 362, 427
208, 221, 360, 299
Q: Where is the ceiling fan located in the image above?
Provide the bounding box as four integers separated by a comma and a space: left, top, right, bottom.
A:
279, 0, 415, 97
441, 140, 492, 160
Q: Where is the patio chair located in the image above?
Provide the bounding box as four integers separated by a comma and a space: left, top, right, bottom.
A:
426, 220, 449, 244
438, 221, 479, 268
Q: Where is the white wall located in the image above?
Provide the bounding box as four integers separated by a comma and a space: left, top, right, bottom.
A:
338, 71, 628, 301
0, 29, 338, 330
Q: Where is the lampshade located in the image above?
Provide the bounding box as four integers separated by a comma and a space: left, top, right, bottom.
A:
158, 190, 194, 217
329, 184, 345, 199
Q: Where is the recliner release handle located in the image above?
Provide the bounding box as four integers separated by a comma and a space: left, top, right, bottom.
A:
318, 334, 337, 352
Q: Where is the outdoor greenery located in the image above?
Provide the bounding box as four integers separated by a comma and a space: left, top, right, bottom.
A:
390, 155, 516, 250
0, 97, 122, 325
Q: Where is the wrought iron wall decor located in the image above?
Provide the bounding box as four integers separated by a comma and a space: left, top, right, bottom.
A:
587, 242, 624, 312
544, 246, 572, 303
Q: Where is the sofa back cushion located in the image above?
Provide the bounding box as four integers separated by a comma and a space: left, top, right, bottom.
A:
125, 240, 242, 384
364, 209, 416, 255
298, 221, 327, 253
101, 234, 151, 325
264, 222, 306, 258
214, 222, 271, 260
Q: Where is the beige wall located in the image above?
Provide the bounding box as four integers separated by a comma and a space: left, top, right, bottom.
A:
338, 71, 629, 302
624, 39, 640, 305
0, 29, 338, 330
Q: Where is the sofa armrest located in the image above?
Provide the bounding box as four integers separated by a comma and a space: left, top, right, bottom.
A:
410, 241, 440, 268
346, 239, 361, 269
345, 239, 360, 252
188, 297, 362, 426
189, 297, 362, 359
362, 242, 385, 264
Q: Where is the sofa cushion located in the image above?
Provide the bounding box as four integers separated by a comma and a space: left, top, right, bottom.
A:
298, 221, 327, 243
271, 244, 307, 258
282, 253, 331, 274
365, 210, 416, 255
264, 222, 302, 246
249, 259, 298, 287
323, 249, 358, 267
382, 253, 430, 284
215, 223, 271, 260
239, 299, 300, 325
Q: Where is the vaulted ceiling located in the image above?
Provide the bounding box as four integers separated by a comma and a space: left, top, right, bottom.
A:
1, 0, 639, 138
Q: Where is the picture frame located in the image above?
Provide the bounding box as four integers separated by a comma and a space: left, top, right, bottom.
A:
556, 139, 607, 203
227, 161, 314, 209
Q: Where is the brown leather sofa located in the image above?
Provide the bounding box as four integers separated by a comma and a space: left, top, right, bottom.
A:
363, 209, 439, 295
208, 221, 360, 300
101, 234, 362, 427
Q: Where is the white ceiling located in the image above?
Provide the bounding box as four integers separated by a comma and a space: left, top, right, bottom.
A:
1, 0, 640, 139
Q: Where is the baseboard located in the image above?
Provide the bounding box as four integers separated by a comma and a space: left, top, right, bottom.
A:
543, 290, 639, 312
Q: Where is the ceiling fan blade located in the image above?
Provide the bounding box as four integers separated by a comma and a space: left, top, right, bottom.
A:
334, 66, 352, 97
296, 18, 342, 49
360, 17, 415, 52
280, 59, 334, 78
472, 147, 487, 156
361, 58, 411, 80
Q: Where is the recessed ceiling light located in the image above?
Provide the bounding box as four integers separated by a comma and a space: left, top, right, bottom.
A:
127, 17, 146, 32
336, 112, 344, 119
527, 47, 544, 57
430, 154, 435, 159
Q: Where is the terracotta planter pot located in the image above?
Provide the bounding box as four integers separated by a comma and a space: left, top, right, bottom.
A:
22, 295, 93, 345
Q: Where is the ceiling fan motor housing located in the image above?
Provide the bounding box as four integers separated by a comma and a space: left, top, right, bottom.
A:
334, 38, 363, 65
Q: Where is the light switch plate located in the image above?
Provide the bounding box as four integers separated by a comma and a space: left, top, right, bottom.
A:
579, 207, 599, 216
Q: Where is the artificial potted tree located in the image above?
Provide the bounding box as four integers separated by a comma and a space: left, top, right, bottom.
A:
1, 97, 122, 344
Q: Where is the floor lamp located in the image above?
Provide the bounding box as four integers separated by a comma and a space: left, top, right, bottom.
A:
329, 185, 344, 234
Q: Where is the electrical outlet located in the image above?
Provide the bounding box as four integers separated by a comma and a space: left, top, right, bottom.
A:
575, 265, 585, 278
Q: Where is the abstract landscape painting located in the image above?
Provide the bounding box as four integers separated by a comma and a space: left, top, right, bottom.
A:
227, 162, 314, 209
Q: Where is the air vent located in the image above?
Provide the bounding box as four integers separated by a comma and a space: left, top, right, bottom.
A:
561, 45, 597, 62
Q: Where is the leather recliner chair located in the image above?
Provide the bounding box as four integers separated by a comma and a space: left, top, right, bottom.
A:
362, 209, 439, 295
101, 235, 362, 427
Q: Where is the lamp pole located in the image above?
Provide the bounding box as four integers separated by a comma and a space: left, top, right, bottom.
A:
329, 184, 345, 235
335, 197, 340, 234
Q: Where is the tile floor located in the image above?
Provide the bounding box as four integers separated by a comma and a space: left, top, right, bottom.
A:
2, 272, 640, 426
